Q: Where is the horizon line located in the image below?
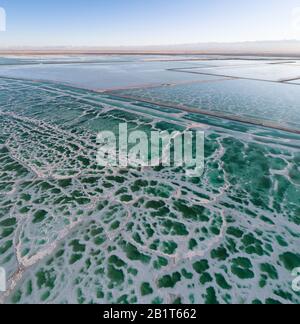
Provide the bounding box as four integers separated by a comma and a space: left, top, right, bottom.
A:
1, 40, 300, 57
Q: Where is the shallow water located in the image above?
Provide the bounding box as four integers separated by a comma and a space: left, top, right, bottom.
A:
171, 62, 300, 82
0, 59, 218, 90
111, 79, 300, 131
0, 56, 300, 304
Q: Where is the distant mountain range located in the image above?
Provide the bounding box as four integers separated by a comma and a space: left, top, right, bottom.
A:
1, 40, 300, 56
144, 40, 300, 55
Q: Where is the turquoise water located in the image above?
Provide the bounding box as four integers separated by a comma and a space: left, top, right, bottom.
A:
111, 79, 300, 130
0, 56, 300, 304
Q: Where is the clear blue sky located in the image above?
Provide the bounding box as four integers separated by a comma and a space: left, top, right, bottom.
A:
0, 0, 299, 47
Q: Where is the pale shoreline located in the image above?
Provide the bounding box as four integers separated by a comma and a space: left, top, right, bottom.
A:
0, 50, 300, 58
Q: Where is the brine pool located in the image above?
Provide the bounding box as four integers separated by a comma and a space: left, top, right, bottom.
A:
0, 55, 300, 304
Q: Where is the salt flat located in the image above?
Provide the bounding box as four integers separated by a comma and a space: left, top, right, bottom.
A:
0, 55, 300, 304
